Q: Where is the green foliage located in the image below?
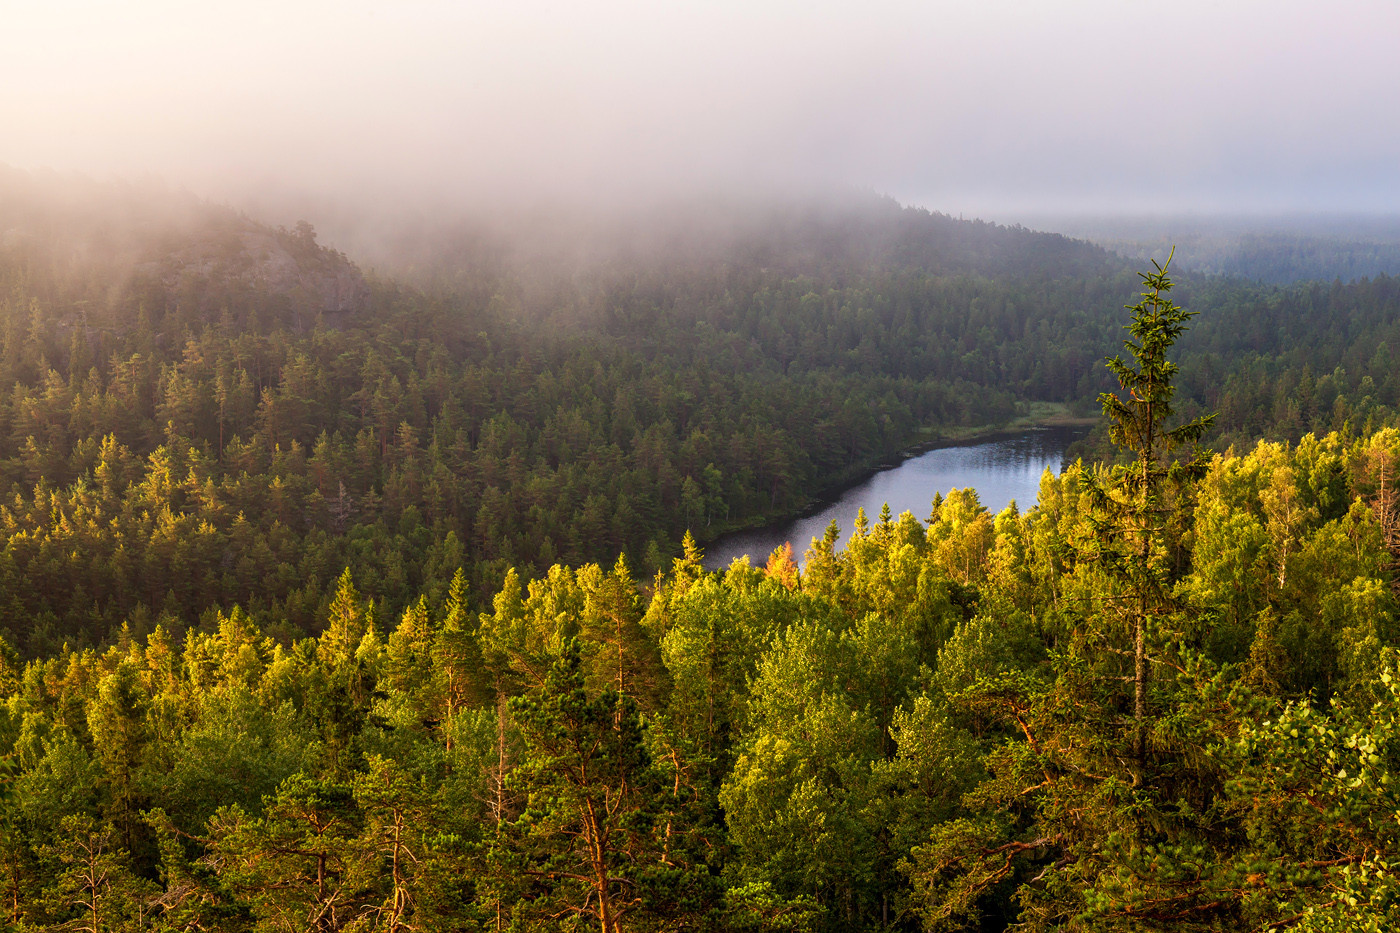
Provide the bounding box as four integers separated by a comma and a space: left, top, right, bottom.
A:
0, 417, 1391, 928
209, 774, 367, 930
159, 686, 314, 833
1225, 651, 1400, 931
37, 814, 157, 932
7, 183, 1400, 929
501, 641, 711, 932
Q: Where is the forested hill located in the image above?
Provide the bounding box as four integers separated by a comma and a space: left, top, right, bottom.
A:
0, 166, 370, 334
678, 197, 1116, 280
3, 170, 1400, 661
7, 176, 1400, 930
328, 190, 1122, 305
0, 172, 1141, 654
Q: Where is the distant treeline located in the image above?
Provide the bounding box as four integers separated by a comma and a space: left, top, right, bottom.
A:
1026, 212, 1400, 285
1220, 232, 1400, 284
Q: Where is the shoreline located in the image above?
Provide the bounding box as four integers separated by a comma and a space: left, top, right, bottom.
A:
695, 405, 1098, 551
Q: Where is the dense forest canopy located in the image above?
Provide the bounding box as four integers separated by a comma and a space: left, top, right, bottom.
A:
0, 173, 1135, 649
4, 170, 1400, 929
2, 170, 1400, 652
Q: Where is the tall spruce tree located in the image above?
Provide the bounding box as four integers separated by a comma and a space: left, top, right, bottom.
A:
905, 253, 1228, 931
1085, 248, 1215, 762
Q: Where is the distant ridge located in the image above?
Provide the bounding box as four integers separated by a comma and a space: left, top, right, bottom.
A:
1013, 211, 1400, 285
314, 188, 1124, 292
0, 165, 370, 335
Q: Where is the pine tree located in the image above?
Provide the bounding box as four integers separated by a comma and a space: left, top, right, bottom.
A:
39, 815, 156, 933
500, 641, 703, 933
209, 776, 367, 933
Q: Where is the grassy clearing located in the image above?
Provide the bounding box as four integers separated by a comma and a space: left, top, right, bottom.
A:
914, 400, 1099, 444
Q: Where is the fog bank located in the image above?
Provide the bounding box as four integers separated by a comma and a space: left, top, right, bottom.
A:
3, 1, 1399, 225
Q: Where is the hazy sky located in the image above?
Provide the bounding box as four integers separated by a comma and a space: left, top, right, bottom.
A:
3, 0, 1398, 218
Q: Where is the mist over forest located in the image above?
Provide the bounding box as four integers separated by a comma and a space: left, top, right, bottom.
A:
6, 0, 1400, 929
4, 156, 1400, 928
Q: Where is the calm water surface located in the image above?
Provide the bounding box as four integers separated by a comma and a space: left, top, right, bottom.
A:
704, 424, 1091, 569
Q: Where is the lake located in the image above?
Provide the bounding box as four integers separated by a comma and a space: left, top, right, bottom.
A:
703, 423, 1092, 569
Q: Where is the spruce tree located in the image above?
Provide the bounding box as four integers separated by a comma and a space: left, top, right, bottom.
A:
906, 253, 1228, 932
1084, 248, 1215, 762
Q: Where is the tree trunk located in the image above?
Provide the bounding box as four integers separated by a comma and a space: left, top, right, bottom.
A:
1134, 612, 1147, 762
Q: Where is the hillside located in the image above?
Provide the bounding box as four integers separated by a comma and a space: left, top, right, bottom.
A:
0, 172, 1148, 653
0, 166, 369, 337
3, 173, 1400, 931
328, 190, 1122, 306
4, 173, 1400, 654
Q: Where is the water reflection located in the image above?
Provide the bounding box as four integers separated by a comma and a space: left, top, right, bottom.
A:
704, 424, 1090, 569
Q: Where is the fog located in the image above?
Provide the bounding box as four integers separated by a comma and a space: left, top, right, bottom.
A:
4, 0, 1399, 234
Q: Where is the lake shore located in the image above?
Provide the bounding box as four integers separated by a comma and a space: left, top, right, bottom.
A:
914, 400, 1099, 445
695, 402, 1098, 546
701, 419, 1093, 568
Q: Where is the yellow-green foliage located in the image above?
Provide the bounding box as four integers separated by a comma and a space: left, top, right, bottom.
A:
0, 430, 1395, 930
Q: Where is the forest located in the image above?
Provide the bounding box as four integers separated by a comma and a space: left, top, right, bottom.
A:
3, 171, 1400, 929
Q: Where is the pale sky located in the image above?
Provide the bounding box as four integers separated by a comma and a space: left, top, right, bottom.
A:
2, 0, 1398, 218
